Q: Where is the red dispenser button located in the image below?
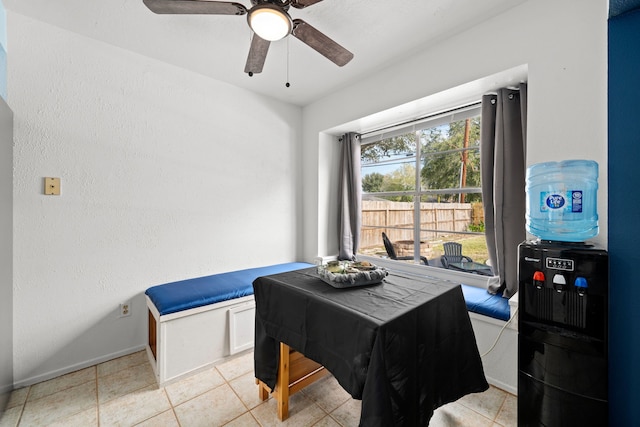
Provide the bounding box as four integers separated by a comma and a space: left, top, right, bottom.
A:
533, 271, 545, 289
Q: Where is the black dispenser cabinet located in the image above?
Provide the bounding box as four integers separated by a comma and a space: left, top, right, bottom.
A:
518, 240, 608, 426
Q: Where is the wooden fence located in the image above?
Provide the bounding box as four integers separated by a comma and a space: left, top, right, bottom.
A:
361, 200, 484, 250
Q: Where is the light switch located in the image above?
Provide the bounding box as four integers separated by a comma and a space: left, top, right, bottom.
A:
44, 177, 60, 195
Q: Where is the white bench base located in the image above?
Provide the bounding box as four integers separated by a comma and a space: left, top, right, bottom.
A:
146, 294, 256, 386
468, 311, 517, 394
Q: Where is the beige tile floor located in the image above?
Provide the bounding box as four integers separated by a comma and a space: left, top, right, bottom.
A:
0, 350, 516, 427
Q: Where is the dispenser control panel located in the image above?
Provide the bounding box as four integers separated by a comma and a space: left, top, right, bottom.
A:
546, 257, 575, 271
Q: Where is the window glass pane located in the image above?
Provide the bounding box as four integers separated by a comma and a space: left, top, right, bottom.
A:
420, 117, 481, 194
360, 195, 416, 259
418, 196, 488, 263
362, 133, 417, 193
358, 106, 492, 274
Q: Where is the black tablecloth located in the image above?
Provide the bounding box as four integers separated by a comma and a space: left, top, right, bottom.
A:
253, 268, 488, 426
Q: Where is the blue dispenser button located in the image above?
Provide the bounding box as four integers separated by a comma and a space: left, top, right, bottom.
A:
575, 277, 588, 296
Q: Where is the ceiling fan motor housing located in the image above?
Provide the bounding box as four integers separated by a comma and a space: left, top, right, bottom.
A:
247, 3, 293, 41
250, 0, 291, 9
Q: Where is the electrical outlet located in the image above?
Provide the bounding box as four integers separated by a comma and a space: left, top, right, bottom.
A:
119, 302, 131, 318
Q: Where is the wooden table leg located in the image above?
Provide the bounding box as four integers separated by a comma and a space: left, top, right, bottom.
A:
255, 342, 327, 421
256, 378, 270, 401
276, 342, 290, 420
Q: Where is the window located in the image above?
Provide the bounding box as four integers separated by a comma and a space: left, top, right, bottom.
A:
358, 104, 490, 273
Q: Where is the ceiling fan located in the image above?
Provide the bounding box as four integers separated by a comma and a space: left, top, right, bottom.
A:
143, 0, 354, 76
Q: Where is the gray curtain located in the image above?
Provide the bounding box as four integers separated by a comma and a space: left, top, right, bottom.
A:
338, 133, 362, 260
481, 83, 527, 298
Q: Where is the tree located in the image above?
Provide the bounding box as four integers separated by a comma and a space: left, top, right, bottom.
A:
360, 116, 482, 203
362, 172, 384, 193
382, 164, 415, 202
420, 118, 481, 202
361, 134, 415, 164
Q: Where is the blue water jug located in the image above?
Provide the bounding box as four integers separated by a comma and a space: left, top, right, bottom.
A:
525, 160, 599, 242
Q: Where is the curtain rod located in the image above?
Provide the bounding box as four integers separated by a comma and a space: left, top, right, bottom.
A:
359, 101, 482, 138
338, 133, 361, 142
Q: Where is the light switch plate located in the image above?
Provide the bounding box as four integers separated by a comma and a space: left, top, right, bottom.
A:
44, 177, 60, 195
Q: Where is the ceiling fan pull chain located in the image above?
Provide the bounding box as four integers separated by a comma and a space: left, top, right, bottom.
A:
248, 28, 254, 77
285, 36, 291, 88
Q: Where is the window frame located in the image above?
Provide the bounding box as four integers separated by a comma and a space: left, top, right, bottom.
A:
358, 103, 495, 285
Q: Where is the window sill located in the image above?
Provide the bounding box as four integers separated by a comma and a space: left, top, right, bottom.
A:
316, 254, 518, 328
355, 254, 495, 289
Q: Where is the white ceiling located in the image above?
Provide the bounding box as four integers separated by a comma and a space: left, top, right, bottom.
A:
4, 0, 526, 106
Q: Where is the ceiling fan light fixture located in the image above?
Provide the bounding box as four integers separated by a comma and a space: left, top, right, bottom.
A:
248, 4, 292, 42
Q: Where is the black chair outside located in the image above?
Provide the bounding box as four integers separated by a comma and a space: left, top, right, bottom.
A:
382, 232, 428, 265
440, 242, 473, 269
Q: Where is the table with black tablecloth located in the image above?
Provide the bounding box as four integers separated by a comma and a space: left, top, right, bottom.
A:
253, 267, 488, 426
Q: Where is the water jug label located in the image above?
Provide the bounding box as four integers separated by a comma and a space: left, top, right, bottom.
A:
540, 191, 583, 213
571, 190, 583, 213
544, 194, 566, 209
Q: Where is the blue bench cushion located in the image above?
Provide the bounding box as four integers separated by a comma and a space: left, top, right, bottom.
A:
460, 284, 511, 321
146, 262, 314, 316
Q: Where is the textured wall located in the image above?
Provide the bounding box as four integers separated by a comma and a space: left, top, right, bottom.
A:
0, 95, 13, 412
610, 0, 640, 17
301, 0, 607, 400
9, 12, 302, 385
608, 7, 640, 424
302, 0, 608, 259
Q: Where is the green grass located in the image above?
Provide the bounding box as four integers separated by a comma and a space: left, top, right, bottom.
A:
431, 235, 490, 264
359, 234, 490, 266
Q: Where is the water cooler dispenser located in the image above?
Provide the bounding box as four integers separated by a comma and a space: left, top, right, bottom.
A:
518, 240, 608, 426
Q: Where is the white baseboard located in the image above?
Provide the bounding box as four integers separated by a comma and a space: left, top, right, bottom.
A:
13, 344, 146, 389
485, 375, 517, 396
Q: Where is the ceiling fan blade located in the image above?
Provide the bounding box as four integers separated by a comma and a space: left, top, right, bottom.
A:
290, 0, 324, 9
291, 19, 353, 67
244, 34, 271, 75
143, 0, 247, 15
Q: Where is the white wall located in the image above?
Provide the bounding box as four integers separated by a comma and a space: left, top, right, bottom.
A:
0, 97, 13, 410
7, 0, 609, 388
301, 0, 607, 393
9, 13, 303, 385
301, 0, 608, 260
